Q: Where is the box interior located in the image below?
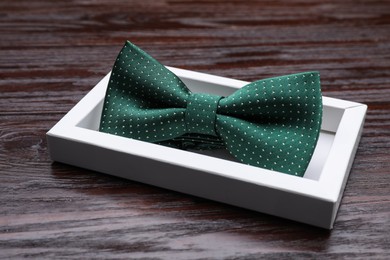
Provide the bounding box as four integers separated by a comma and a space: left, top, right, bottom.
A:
77, 75, 341, 181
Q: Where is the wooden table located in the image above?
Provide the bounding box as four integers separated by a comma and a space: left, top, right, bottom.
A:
1, 0, 389, 258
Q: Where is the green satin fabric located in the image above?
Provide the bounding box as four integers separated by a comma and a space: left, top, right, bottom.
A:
100, 41, 322, 177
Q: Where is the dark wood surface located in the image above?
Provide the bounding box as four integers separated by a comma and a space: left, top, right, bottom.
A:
1, 0, 389, 258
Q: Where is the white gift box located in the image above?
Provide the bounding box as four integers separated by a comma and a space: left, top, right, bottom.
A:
47, 67, 367, 229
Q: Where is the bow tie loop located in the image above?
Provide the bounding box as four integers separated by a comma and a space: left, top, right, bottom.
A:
185, 93, 222, 136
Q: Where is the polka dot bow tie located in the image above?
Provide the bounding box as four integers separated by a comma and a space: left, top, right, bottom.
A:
100, 41, 323, 177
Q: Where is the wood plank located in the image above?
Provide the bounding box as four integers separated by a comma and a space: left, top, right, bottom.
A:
0, 0, 389, 258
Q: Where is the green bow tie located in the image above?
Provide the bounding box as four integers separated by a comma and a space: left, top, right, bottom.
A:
99, 41, 322, 177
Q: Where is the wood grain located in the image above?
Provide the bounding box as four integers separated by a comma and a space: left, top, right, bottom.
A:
1, 0, 389, 258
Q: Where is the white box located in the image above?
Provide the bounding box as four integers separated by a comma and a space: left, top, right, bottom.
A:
47, 67, 367, 229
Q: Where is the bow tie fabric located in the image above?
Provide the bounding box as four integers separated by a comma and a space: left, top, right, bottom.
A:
99, 41, 322, 177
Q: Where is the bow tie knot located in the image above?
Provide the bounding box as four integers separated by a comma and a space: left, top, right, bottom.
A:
185, 93, 222, 136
